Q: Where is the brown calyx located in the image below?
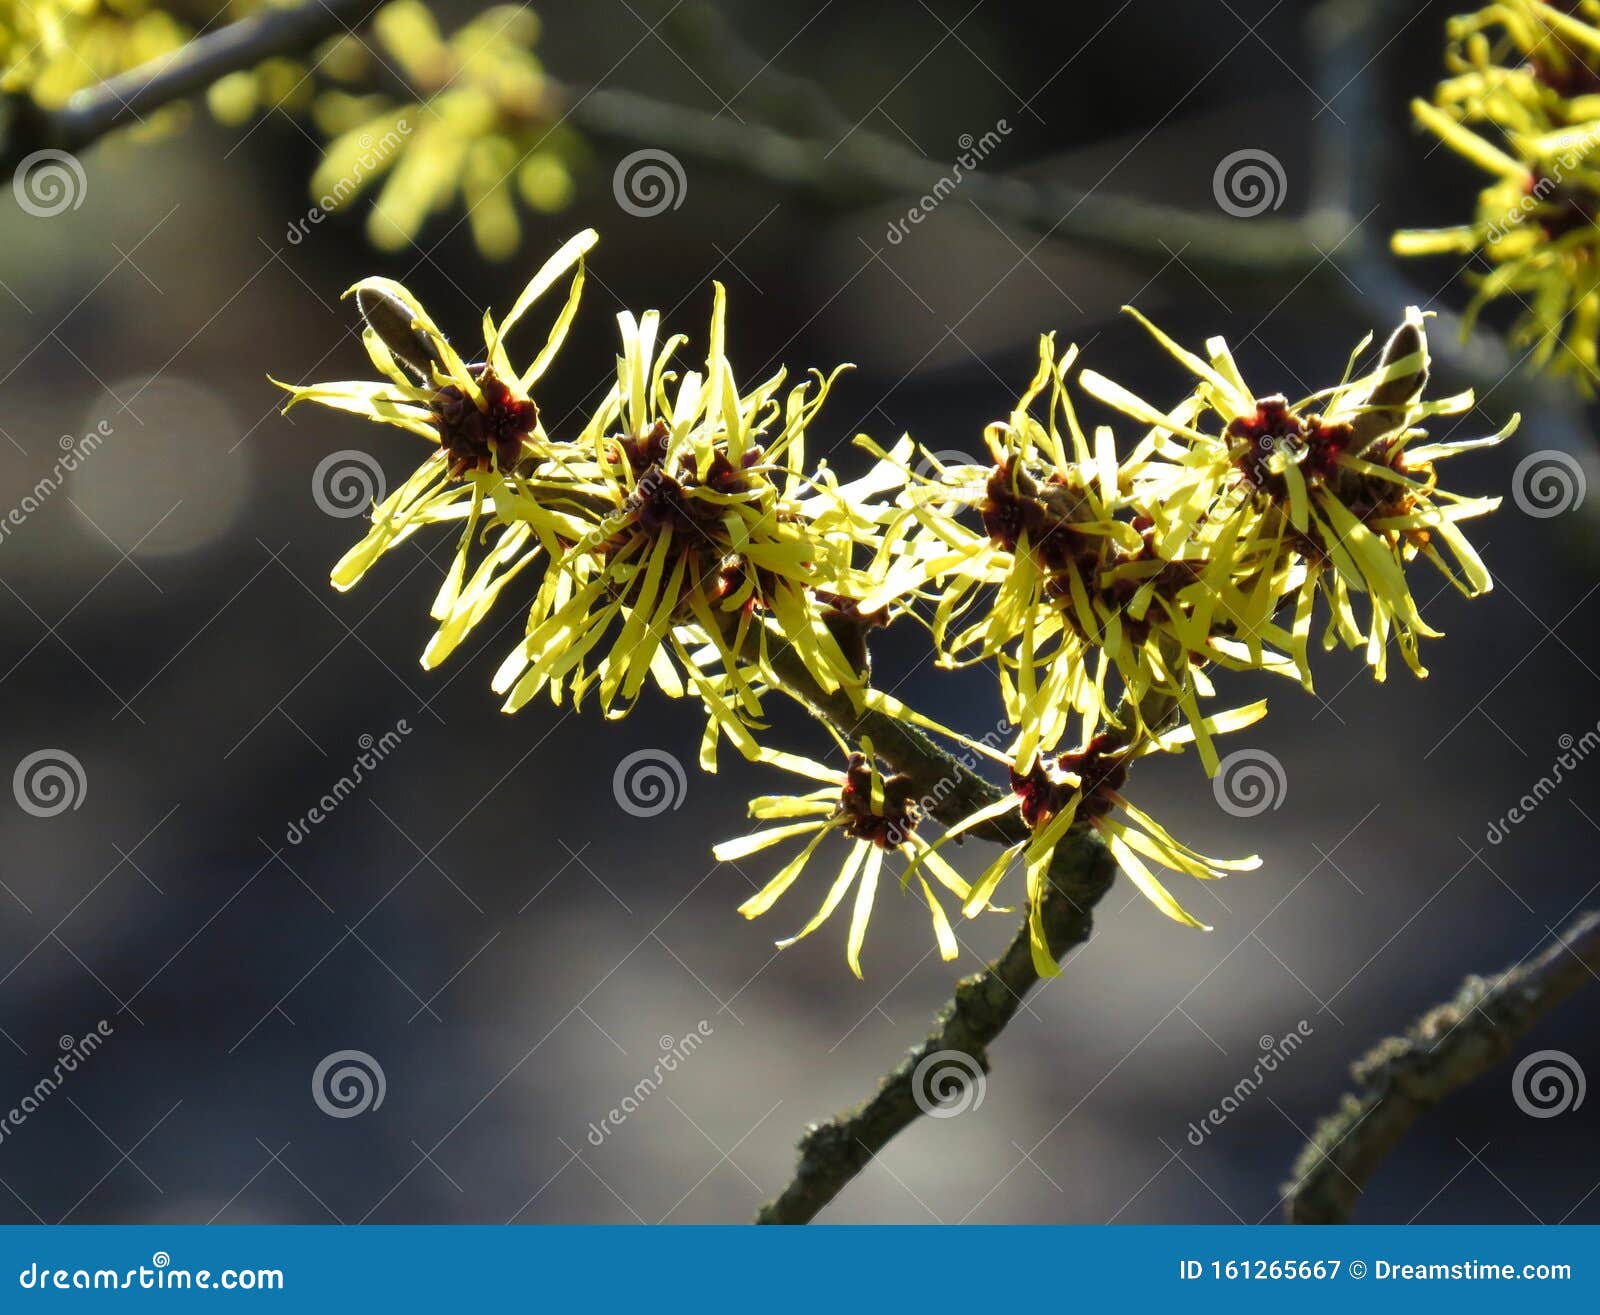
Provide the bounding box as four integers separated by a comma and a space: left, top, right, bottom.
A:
815, 591, 891, 677
433, 365, 539, 478
1528, 174, 1600, 241
837, 753, 921, 850
981, 459, 1100, 573
597, 423, 793, 620
1011, 735, 1130, 830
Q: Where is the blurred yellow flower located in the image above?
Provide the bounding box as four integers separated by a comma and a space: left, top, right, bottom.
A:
5, 0, 187, 114
1395, 1, 1600, 388
308, 1, 579, 259
3, 1, 577, 260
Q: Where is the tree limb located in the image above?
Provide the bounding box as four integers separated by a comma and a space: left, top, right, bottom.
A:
570, 86, 1337, 282
1285, 910, 1600, 1224
752, 630, 1182, 1223
0, 0, 373, 173
756, 827, 1117, 1224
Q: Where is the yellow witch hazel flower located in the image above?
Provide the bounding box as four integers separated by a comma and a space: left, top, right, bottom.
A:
487, 284, 862, 764
896, 703, 1267, 978
1078, 306, 1514, 682
6, 0, 187, 111
307, 1, 578, 259
716, 741, 974, 979
997, 728, 1261, 975
277, 227, 596, 595
1395, 1, 1600, 388
719, 703, 1267, 977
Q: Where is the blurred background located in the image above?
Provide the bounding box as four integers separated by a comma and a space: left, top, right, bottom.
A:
0, 0, 1598, 1225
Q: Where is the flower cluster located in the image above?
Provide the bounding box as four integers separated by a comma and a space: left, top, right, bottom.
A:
0, 1, 576, 260
281, 233, 1509, 976
1394, 1, 1600, 389
3, 0, 188, 110
764, 307, 1506, 970
296, 2, 578, 259
278, 230, 870, 771
870, 310, 1506, 742
1078, 309, 1510, 685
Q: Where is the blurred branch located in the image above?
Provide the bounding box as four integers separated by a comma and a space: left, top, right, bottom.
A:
586, 0, 1590, 429
0, 0, 371, 174
570, 85, 1337, 282
1285, 911, 1600, 1224
657, 0, 854, 141
1307, 0, 1383, 219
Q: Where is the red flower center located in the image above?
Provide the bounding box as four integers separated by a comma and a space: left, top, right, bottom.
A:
1011, 736, 1129, 829
433, 365, 539, 477
1227, 396, 1351, 497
